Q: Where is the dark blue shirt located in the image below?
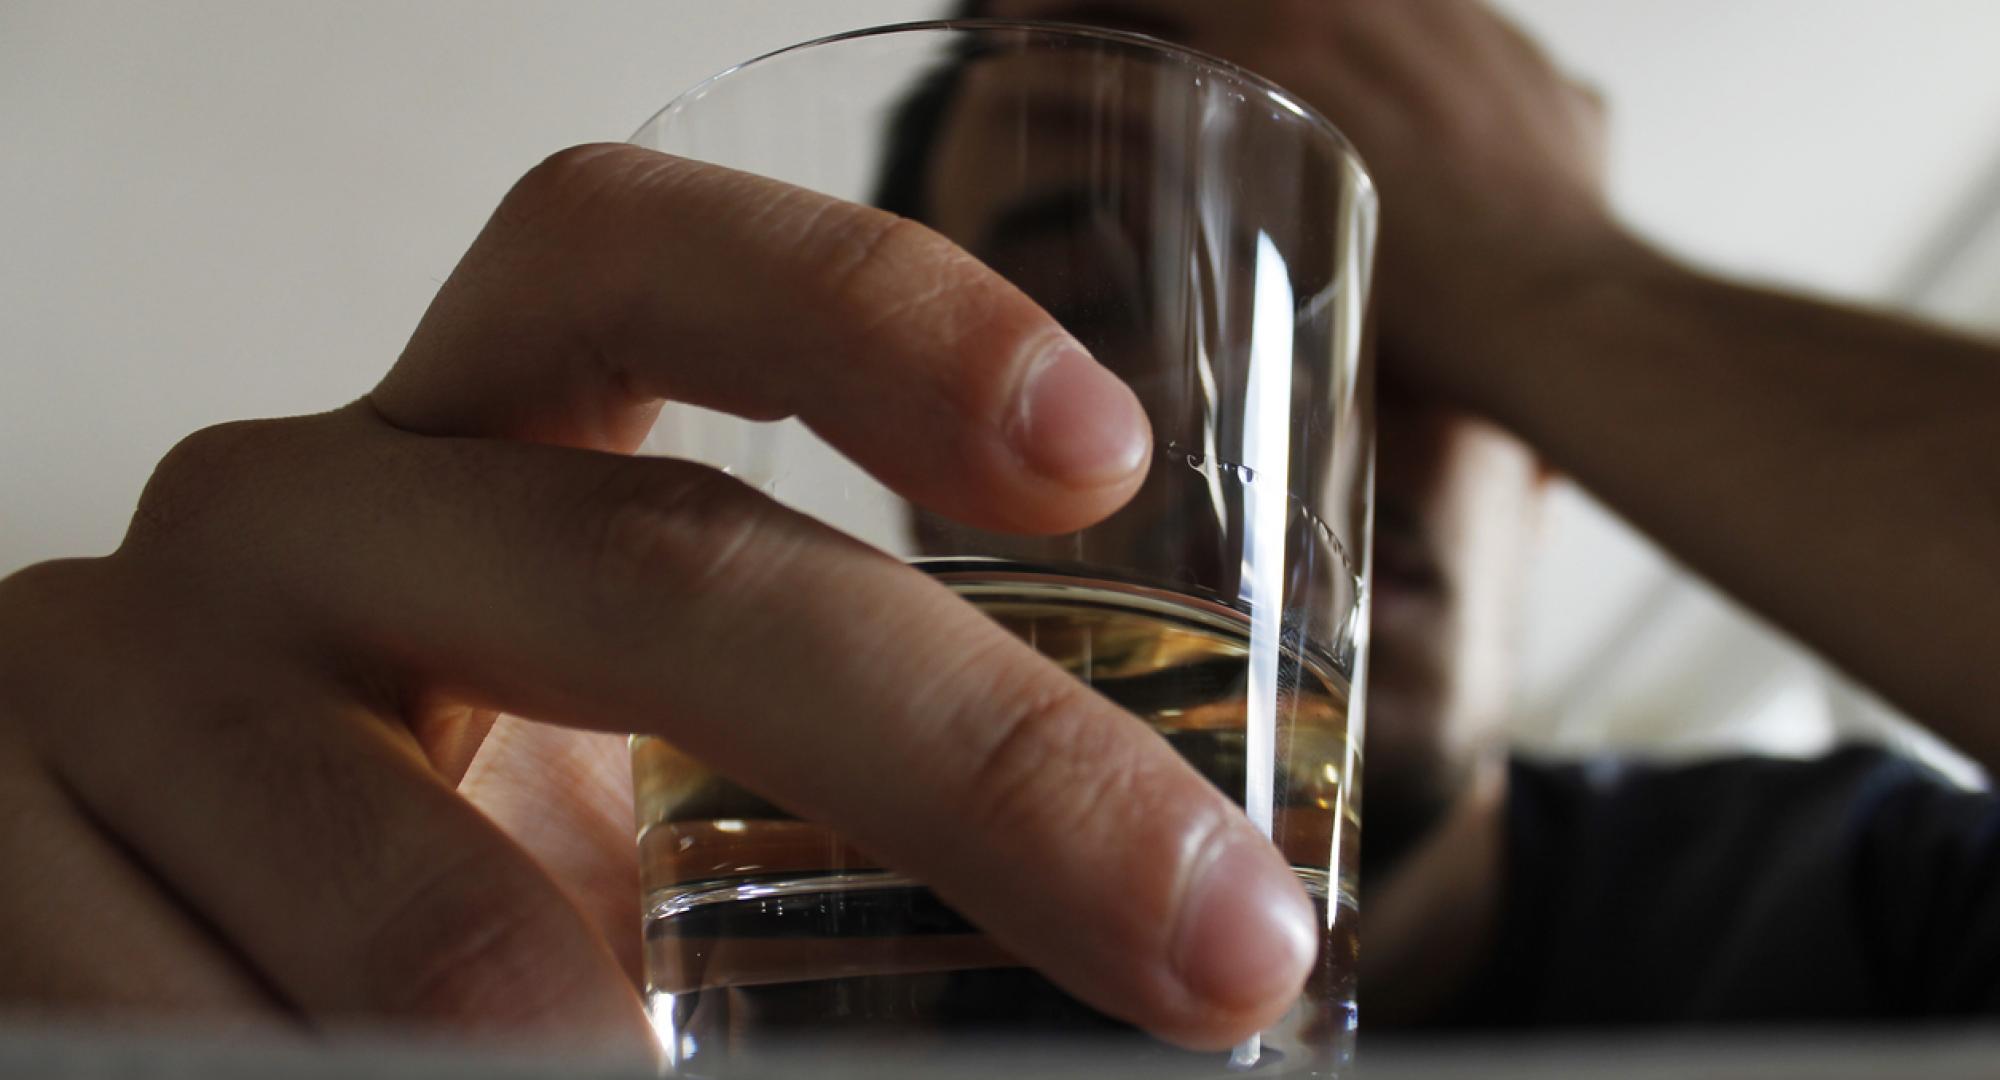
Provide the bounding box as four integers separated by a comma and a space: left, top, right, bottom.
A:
1445, 746, 2000, 1025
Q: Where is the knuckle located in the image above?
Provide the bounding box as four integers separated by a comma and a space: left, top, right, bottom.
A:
810, 210, 991, 343
494, 143, 674, 237
0, 558, 94, 618
582, 460, 796, 621
963, 678, 1141, 841
798, 208, 1048, 427
129, 419, 288, 547
0, 560, 99, 732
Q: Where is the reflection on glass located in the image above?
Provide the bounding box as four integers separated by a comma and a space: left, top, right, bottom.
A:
630, 20, 1375, 1076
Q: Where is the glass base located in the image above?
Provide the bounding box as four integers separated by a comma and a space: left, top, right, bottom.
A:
643, 871, 1356, 1077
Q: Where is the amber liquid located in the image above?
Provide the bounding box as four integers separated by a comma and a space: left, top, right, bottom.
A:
633, 565, 1360, 1075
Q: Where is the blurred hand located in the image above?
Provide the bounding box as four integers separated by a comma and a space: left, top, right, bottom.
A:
1180, 0, 1620, 400
0, 145, 1317, 1051
990, 0, 1623, 397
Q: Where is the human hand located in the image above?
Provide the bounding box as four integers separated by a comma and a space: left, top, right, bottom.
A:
1190, 0, 1624, 402
0, 145, 1316, 1051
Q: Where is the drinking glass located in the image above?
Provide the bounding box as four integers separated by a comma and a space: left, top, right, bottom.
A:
629, 19, 1375, 1076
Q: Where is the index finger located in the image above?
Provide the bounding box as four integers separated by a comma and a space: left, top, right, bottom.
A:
371, 143, 1152, 536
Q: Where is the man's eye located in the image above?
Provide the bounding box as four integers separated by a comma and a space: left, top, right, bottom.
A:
1043, 289, 1150, 348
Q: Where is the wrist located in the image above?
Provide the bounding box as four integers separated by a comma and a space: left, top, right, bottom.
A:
1453, 223, 1693, 419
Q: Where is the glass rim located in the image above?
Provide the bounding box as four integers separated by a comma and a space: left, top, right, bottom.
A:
633, 16, 1375, 195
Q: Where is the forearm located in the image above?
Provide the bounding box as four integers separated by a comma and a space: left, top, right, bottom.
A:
1474, 241, 2000, 769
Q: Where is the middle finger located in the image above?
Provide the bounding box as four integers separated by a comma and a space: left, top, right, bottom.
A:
240, 415, 1318, 1049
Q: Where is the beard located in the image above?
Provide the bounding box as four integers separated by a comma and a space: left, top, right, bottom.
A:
1355, 675, 1486, 885
1359, 749, 1477, 885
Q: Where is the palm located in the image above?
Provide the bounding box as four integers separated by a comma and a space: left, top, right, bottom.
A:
458, 718, 644, 985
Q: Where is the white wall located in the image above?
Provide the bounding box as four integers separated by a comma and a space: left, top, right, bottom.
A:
1496, 0, 2000, 771
0, 0, 935, 571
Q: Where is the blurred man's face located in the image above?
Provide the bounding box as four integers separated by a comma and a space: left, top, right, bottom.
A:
925, 0, 1548, 867
1364, 380, 1541, 861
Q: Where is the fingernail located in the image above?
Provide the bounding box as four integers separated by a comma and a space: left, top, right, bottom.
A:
1011, 335, 1150, 487
1171, 835, 1318, 1012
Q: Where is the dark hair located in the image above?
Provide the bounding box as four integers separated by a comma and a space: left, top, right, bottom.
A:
870, 1, 988, 220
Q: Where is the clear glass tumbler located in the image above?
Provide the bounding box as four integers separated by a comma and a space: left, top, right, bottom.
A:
628, 19, 1375, 1076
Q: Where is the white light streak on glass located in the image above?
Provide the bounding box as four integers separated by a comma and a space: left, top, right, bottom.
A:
1232, 231, 1296, 1071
